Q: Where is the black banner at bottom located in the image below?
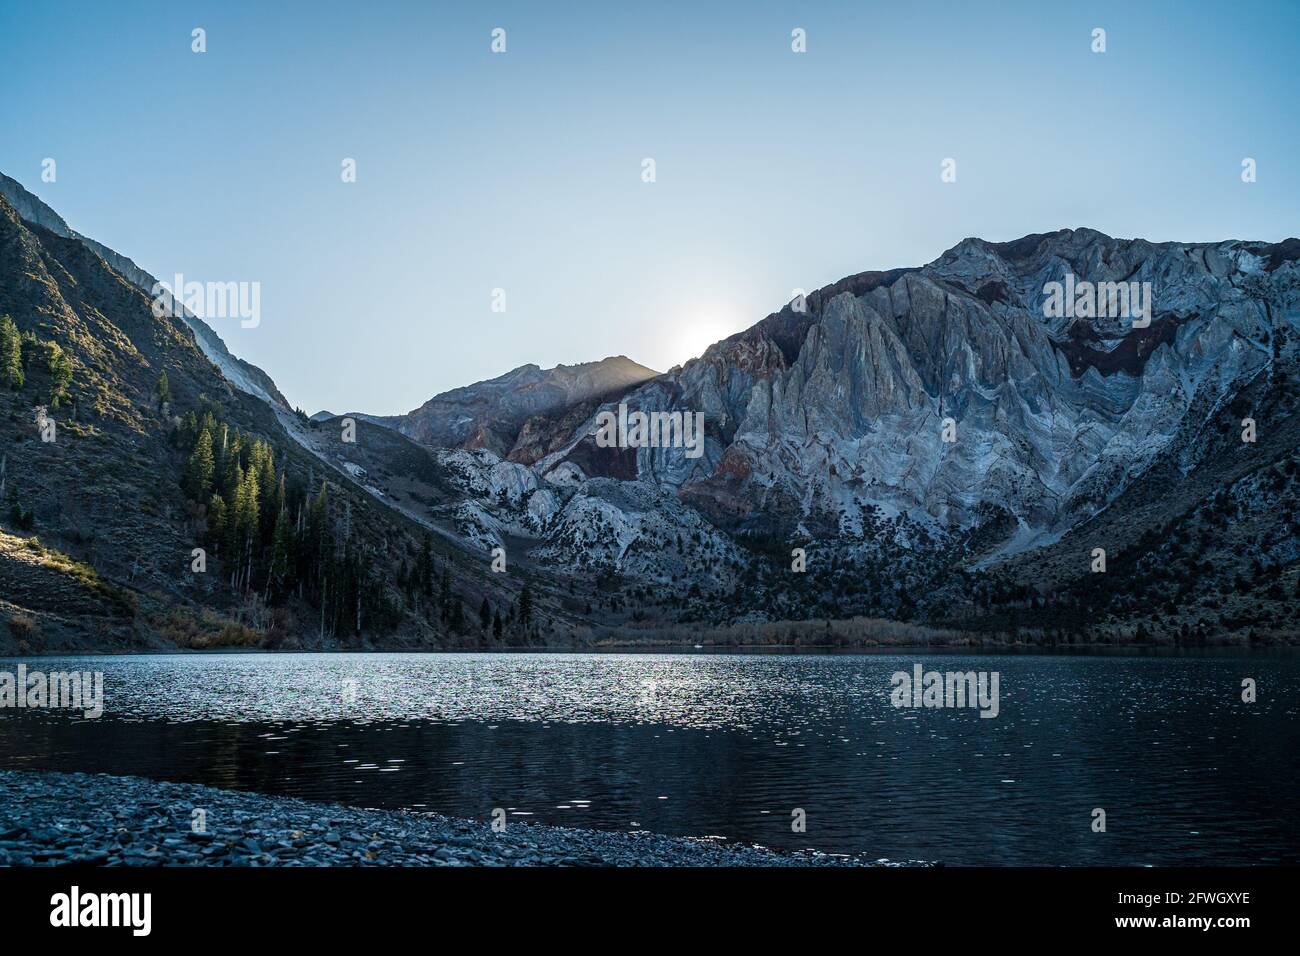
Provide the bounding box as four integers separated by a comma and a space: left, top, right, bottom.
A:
0, 865, 1281, 942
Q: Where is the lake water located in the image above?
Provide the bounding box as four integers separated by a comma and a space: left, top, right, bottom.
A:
1, 649, 1296, 865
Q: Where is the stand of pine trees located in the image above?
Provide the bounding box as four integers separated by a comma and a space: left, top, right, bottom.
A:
0, 313, 75, 407
0, 315, 24, 390
175, 397, 544, 646
176, 397, 406, 641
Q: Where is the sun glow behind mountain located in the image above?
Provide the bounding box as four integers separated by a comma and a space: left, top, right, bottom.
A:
669, 310, 747, 368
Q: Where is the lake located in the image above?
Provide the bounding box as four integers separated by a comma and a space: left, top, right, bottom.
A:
1, 649, 1296, 865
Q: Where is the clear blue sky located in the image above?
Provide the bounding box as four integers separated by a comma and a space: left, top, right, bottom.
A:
1, 0, 1297, 415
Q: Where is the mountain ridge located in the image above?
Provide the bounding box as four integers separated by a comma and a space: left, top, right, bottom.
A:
375, 355, 661, 457
0, 173, 291, 412
3, 169, 1298, 649
0, 182, 567, 653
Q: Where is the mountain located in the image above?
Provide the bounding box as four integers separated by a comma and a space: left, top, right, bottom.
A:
377, 356, 660, 457
3, 167, 1297, 650
0, 173, 290, 411
0, 179, 564, 653
537, 231, 1292, 538
368, 229, 1300, 643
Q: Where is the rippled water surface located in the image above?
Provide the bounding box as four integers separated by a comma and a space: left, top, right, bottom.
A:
2, 650, 1297, 864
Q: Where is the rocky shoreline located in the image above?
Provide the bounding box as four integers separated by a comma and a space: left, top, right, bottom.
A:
0, 770, 909, 867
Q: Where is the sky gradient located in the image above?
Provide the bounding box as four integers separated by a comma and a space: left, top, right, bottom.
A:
2, 0, 1297, 414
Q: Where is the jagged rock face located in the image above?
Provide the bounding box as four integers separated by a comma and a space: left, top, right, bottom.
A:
541, 229, 1299, 555
531, 477, 742, 586
390, 356, 660, 455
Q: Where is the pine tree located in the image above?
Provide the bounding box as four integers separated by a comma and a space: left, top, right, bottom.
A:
46, 341, 72, 408
0, 316, 23, 389
308, 481, 329, 555
221, 432, 244, 500
307, 481, 330, 600
479, 597, 491, 631
519, 584, 534, 626
207, 493, 227, 546
492, 609, 503, 640
185, 428, 215, 501
253, 440, 277, 504
269, 503, 294, 597
18, 330, 36, 376
237, 467, 261, 543
252, 442, 277, 536
223, 461, 245, 560
235, 467, 261, 591
155, 370, 172, 409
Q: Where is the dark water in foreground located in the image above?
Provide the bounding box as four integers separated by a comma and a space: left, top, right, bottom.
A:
1, 650, 1297, 865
